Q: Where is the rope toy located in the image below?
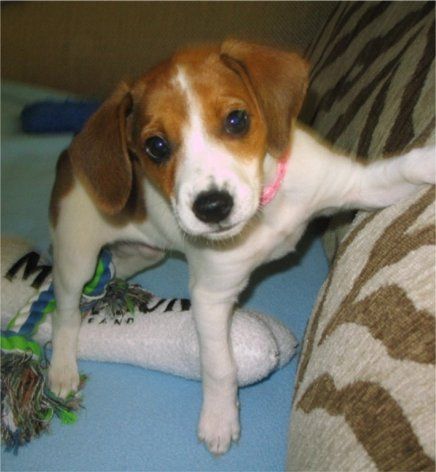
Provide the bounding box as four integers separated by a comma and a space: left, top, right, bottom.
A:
1, 237, 297, 450
1, 248, 113, 451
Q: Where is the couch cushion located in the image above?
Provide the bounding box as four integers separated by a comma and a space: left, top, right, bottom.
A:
288, 186, 435, 471
288, 3, 435, 469
1, 2, 337, 97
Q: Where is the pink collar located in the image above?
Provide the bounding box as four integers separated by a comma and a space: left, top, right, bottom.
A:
260, 152, 289, 206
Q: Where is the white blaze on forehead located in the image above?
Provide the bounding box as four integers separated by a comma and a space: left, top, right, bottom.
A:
174, 67, 255, 186
174, 67, 217, 165
173, 66, 192, 97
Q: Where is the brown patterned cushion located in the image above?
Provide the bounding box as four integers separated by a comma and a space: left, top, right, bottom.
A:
287, 4, 435, 468
288, 187, 435, 471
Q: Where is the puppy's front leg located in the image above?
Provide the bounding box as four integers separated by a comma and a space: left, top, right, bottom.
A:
191, 283, 241, 456
297, 132, 435, 213
350, 146, 435, 209
49, 234, 102, 398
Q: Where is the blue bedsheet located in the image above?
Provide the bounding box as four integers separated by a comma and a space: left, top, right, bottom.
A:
1, 80, 329, 471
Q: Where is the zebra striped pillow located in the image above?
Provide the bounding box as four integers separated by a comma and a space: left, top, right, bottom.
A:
287, 3, 435, 470
288, 187, 435, 471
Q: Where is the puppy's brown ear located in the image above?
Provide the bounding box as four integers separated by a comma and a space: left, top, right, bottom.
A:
69, 82, 134, 215
221, 39, 309, 157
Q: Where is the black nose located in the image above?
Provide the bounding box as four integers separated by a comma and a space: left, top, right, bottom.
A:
192, 190, 234, 224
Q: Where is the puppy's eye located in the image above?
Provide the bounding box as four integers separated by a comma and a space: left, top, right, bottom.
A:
144, 135, 171, 164
224, 110, 249, 136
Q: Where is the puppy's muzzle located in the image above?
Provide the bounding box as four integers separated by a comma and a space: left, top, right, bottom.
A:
192, 190, 234, 224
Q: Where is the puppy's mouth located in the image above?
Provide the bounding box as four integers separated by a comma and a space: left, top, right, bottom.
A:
174, 209, 248, 241
200, 220, 247, 240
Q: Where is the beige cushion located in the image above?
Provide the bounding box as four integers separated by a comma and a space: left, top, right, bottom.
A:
1, 2, 336, 97
289, 6, 435, 466
287, 187, 435, 471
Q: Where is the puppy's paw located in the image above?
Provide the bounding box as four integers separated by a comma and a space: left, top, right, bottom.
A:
48, 358, 80, 399
198, 401, 240, 456
403, 146, 436, 185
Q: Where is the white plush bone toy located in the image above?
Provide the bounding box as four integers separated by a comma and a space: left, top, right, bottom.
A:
1, 236, 297, 448
1, 237, 297, 387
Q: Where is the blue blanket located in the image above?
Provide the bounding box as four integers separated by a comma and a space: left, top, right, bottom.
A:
1, 80, 329, 471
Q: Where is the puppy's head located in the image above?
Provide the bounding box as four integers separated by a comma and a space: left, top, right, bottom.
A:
70, 40, 309, 239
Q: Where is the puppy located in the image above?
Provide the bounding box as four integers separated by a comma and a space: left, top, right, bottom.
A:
48, 40, 435, 455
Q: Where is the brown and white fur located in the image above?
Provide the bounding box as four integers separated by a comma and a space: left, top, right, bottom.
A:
48, 40, 435, 455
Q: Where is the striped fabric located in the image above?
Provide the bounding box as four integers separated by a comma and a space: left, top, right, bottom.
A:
288, 3, 435, 470
288, 188, 435, 471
